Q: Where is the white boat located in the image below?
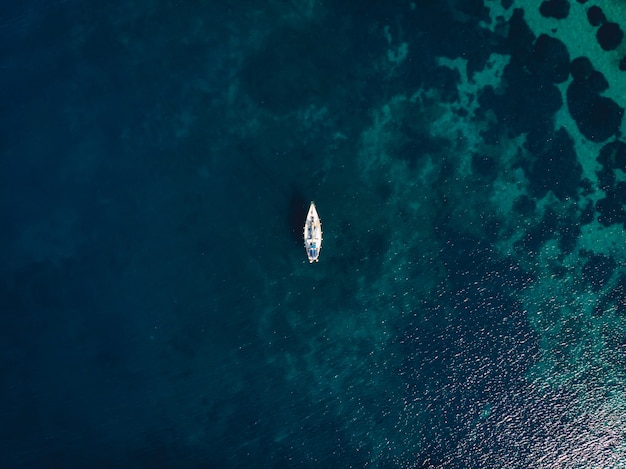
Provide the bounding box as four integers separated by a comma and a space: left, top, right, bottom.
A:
303, 202, 322, 263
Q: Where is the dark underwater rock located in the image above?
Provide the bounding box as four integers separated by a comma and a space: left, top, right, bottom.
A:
582, 254, 616, 292
597, 22, 624, 51
596, 164, 616, 191
527, 127, 582, 200
570, 58, 609, 93
596, 191, 626, 226
578, 94, 624, 142
567, 62, 624, 142
597, 140, 626, 171
570, 56, 593, 81
485, 58, 561, 139
539, 0, 570, 19
585, 70, 609, 94
505, 8, 536, 60
620, 56, 626, 71
587, 6, 606, 27
527, 34, 570, 83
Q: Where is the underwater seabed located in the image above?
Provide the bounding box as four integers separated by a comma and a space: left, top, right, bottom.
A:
249, 1, 626, 466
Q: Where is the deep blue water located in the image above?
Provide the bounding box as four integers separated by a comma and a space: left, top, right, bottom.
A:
2, 1, 626, 467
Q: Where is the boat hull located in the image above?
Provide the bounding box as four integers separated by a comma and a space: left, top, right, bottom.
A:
303, 202, 322, 263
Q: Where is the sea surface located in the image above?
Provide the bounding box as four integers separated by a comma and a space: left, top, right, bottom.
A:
2, 1, 626, 467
